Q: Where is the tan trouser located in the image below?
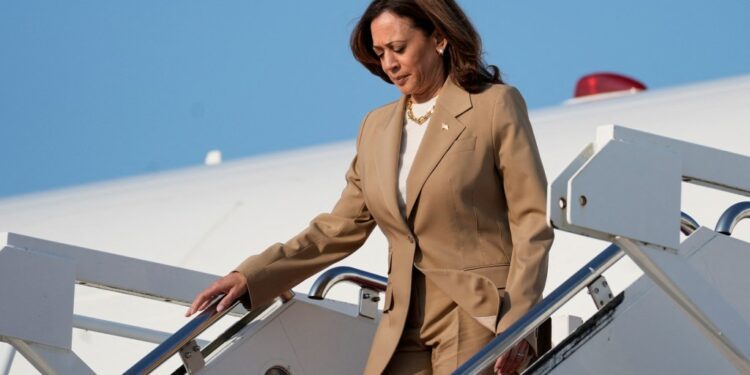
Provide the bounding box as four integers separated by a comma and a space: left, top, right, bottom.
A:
383, 269, 496, 375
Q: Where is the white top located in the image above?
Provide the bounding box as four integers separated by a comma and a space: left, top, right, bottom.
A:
397, 95, 438, 217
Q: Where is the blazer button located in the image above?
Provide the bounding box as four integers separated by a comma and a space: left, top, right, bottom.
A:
408, 235, 415, 244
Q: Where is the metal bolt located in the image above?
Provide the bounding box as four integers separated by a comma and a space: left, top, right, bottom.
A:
372, 296, 380, 302
559, 198, 567, 209
579, 195, 588, 206
594, 288, 599, 293
363, 293, 371, 299
184, 352, 192, 359
193, 345, 201, 352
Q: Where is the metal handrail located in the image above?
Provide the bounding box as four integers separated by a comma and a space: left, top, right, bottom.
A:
681, 211, 700, 235
308, 266, 388, 299
453, 213, 699, 375
159, 267, 384, 374
171, 297, 281, 375
124, 295, 239, 375
124, 290, 294, 375
715, 202, 750, 235
453, 244, 624, 375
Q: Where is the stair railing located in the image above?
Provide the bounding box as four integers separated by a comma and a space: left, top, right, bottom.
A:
124, 290, 293, 375
308, 266, 388, 320
715, 201, 750, 235
453, 213, 699, 375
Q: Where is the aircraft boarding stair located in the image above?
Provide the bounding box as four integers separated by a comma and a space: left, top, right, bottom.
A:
523, 224, 750, 374
2, 125, 750, 374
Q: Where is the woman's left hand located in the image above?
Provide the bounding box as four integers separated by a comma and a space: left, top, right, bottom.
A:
493, 339, 530, 375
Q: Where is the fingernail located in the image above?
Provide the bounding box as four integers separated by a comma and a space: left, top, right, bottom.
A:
217, 304, 224, 312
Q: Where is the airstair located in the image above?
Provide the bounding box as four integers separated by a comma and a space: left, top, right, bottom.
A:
2, 125, 750, 374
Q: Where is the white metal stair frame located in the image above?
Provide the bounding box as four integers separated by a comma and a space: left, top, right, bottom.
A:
125, 266, 387, 374
0, 232, 234, 374
189, 293, 380, 375
548, 124, 750, 373
525, 225, 750, 374
0, 344, 15, 375
453, 212, 702, 375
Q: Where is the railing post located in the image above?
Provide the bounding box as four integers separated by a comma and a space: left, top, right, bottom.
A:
715, 202, 750, 235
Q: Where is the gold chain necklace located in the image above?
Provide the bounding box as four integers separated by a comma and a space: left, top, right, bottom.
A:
406, 96, 435, 125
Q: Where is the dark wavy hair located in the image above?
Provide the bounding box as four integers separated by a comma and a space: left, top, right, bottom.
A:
350, 0, 502, 93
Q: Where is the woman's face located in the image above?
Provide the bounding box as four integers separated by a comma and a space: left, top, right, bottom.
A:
370, 11, 446, 102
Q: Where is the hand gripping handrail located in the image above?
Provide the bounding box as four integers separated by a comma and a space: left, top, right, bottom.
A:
126, 266, 383, 374
308, 266, 388, 299
452, 213, 699, 375
124, 295, 238, 375
125, 291, 293, 375
715, 202, 750, 236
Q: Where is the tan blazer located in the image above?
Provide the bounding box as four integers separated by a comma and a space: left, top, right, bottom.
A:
235, 77, 553, 374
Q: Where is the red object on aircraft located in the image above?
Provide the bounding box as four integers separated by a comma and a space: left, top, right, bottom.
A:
574, 73, 647, 98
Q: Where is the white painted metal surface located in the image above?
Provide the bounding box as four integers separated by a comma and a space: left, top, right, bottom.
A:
0, 242, 75, 349
550, 125, 750, 249
201, 297, 378, 375
5, 338, 93, 375
553, 131, 682, 248
550, 315, 583, 342
0, 344, 16, 375
0, 233, 234, 373
615, 237, 750, 372
537, 229, 750, 374
0, 233, 229, 311
72, 314, 208, 347
544, 125, 750, 373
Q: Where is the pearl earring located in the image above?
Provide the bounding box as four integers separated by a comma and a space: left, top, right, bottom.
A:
438, 48, 444, 55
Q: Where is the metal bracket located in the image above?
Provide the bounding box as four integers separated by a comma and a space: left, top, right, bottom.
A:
587, 275, 614, 310
358, 287, 381, 319
178, 339, 205, 374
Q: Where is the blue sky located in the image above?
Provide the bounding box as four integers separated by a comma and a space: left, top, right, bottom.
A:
1, 1, 748, 198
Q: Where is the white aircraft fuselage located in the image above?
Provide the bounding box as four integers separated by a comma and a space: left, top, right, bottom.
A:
1, 74, 749, 373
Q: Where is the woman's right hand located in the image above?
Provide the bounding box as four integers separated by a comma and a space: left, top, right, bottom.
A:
185, 271, 247, 317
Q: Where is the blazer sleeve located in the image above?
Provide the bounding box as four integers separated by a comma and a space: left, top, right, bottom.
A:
234, 113, 377, 308
492, 87, 554, 354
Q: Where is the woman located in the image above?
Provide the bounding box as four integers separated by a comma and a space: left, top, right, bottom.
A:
187, 1, 553, 374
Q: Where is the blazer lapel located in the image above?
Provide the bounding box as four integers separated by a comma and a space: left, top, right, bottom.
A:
374, 96, 409, 227
405, 79, 472, 218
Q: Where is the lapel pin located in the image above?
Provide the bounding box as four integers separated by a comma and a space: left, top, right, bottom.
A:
441, 123, 449, 131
